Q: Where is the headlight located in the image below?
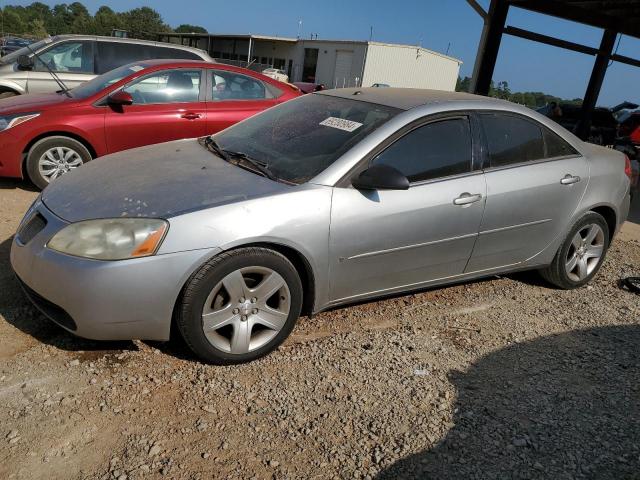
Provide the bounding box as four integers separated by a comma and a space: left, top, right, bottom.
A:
0, 112, 40, 132
48, 218, 168, 260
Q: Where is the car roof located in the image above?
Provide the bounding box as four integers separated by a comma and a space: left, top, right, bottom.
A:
318, 87, 500, 111
50, 34, 209, 56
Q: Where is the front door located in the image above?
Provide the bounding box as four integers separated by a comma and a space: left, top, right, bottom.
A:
329, 116, 486, 302
27, 40, 95, 93
466, 112, 589, 272
104, 68, 207, 153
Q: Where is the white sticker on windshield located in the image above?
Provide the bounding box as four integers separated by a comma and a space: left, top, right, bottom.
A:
130, 65, 145, 72
319, 117, 363, 132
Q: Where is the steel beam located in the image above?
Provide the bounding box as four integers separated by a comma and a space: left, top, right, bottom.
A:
470, 0, 509, 95
576, 29, 618, 140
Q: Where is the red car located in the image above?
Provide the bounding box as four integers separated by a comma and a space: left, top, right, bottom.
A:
0, 60, 300, 189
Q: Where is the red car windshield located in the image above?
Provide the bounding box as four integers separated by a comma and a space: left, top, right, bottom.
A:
71, 63, 146, 99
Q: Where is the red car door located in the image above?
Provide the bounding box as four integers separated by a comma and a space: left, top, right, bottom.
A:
205, 68, 278, 134
104, 68, 207, 153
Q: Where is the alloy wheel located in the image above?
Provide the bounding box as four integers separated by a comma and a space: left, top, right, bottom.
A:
564, 223, 605, 282
38, 146, 84, 182
201, 266, 291, 354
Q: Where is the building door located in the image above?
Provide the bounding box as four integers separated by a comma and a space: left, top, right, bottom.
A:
302, 48, 318, 82
333, 50, 354, 88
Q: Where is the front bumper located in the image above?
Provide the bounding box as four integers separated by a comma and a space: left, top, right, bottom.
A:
0, 130, 25, 178
10, 200, 220, 341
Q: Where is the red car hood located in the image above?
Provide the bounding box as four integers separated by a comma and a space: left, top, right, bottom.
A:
0, 92, 80, 114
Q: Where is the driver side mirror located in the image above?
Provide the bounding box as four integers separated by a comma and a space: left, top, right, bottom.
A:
107, 90, 133, 106
351, 164, 410, 191
17, 55, 34, 70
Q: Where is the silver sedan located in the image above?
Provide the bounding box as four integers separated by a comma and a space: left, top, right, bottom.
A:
11, 88, 632, 364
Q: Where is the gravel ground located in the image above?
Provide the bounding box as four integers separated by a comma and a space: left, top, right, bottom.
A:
1, 178, 639, 480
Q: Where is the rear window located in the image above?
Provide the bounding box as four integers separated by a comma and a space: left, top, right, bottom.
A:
481, 113, 545, 167
95, 42, 201, 74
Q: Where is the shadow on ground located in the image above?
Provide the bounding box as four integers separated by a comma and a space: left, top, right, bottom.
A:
377, 325, 640, 480
0, 236, 136, 354
0, 177, 38, 192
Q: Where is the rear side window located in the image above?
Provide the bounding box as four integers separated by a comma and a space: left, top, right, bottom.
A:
211, 70, 270, 101
481, 114, 545, 167
96, 42, 151, 74
151, 46, 202, 60
543, 128, 579, 158
35, 40, 94, 74
372, 117, 472, 182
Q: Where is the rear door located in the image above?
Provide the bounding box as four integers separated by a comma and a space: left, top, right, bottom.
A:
27, 40, 95, 93
329, 115, 487, 302
205, 69, 278, 134
466, 112, 588, 272
104, 68, 207, 153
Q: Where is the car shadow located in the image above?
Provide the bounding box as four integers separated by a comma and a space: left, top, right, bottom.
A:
0, 236, 136, 354
376, 324, 640, 479
0, 177, 38, 192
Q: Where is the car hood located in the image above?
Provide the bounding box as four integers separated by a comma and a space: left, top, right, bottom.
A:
41, 139, 291, 223
0, 92, 79, 114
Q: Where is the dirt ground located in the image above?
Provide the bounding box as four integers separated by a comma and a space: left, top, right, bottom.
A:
1, 178, 639, 480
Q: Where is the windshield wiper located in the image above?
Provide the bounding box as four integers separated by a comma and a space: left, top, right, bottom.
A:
224, 150, 277, 181
25, 44, 71, 98
203, 136, 229, 161
203, 137, 277, 181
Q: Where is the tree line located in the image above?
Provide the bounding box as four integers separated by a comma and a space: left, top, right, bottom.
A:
0, 2, 207, 41
456, 76, 583, 109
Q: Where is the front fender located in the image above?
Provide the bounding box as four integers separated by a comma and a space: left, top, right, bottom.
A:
0, 80, 25, 95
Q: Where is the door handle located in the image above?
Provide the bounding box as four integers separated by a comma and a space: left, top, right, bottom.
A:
560, 174, 581, 185
453, 192, 483, 206
181, 112, 201, 120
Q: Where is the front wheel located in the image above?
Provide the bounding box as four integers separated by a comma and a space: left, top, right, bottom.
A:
176, 247, 303, 365
540, 212, 609, 289
26, 136, 91, 190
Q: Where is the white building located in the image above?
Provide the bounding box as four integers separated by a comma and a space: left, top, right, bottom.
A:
158, 33, 462, 91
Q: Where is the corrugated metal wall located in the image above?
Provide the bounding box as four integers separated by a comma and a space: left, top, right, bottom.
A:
362, 43, 461, 91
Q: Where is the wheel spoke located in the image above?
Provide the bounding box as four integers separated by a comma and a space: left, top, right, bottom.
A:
230, 321, 251, 354
254, 307, 288, 330
45, 151, 58, 162
577, 257, 588, 279
222, 270, 248, 301
202, 305, 236, 330
585, 245, 603, 259
56, 147, 65, 160
566, 254, 578, 273
40, 159, 58, 167
67, 157, 83, 167
571, 233, 582, 250
584, 225, 600, 245
63, 149, 75, 161
251, 272, 285, 301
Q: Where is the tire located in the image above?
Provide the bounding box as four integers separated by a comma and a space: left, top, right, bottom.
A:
540, 212, 610, 289
0, 90, 18, 100
26, 136, 92, 190
176, 247, 303, 365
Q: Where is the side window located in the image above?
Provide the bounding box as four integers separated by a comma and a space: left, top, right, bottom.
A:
371, 117, 473, 183
543, 127, 579, 158
481, 114, 545, 167
96, 42, 152, 75
211, 70, 268, 101
35, 41, 94, 73
123, 69, 201, 104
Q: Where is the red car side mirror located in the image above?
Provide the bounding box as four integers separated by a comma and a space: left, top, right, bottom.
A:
107, 91, 133, 106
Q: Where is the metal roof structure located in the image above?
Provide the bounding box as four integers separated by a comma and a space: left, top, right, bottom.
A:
467, 0, 640, 139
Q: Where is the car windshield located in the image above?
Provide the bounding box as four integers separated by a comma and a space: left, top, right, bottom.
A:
0, 38, 49, 64
71, 63, 145, 99
213, 94, 400, 184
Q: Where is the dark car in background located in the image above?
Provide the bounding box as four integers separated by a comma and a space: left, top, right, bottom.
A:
0, 37, 33, 57
537, 103, 619, 145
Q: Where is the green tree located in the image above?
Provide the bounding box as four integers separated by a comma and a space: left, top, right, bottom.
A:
27, 17, 48, 37
94, 6, 123, 36
0, 8, 27, 35
123, 7, 171, 40
175, 24, 207, 33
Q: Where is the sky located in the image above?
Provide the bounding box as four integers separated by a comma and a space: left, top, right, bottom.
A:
4, 0, 639, 107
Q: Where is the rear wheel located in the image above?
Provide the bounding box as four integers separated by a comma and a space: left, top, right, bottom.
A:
540, 212, 609, 289
177, 247, 303, 365
26, 136, 91, 190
